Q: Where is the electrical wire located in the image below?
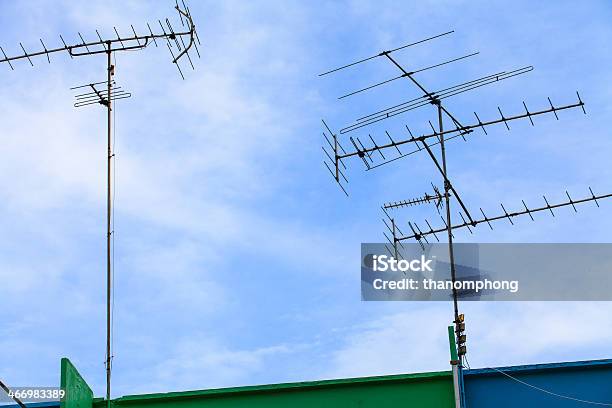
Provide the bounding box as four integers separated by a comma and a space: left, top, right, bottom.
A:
489, 367, 612, 406
463, 355, 471, 370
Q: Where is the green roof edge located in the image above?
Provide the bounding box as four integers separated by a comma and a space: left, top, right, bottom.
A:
114, 370, 452, 404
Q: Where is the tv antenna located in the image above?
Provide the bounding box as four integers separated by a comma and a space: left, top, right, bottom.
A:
1, 1, 201, 404
319, 30, 609, 407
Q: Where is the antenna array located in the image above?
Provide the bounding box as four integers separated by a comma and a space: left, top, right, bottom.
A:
395, 188, 611, 243
0, 0, 200, 78
71, 81, 132, 107
383, 183, 447, 212
1, 1, 201, 404
319, 29, 610, 395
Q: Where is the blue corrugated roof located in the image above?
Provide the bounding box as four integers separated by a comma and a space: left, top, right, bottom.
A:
465, 358, 612, 377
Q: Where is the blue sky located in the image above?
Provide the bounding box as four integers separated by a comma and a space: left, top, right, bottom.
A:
1, 0, 612, 398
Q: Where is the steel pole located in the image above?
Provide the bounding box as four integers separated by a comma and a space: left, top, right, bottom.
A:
438, 103, 460, 325
105, 41, 112, 408
439, 102, 464, 408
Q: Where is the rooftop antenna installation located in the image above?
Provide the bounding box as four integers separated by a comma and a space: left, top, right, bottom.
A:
1, 1, 201, 404
319, 30, 609, 407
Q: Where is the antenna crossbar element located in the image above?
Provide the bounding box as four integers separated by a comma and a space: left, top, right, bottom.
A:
379, 51, 468, 130
396, 188, 612, 242
353, 70, 506, 121
338, 51, 480, 100
384, 187, 449, 210
341, 66, 533, 133
334, 96, 585, 167
71, 81, 132, 107
322, 119, 349, 196
0, 1, 200, 77
382, 209, 406, 259
319, 30, 455, 76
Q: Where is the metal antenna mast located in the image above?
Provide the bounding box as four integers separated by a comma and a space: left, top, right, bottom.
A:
1, 1, 201, 404
319, 30, 608, 407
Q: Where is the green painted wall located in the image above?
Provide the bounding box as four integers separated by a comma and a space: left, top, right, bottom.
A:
89, 372, 454, 408
61, 358, 93, 408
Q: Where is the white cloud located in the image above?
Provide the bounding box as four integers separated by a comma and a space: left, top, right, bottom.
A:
324, 302, 612, 379
121, 337, 295, 394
